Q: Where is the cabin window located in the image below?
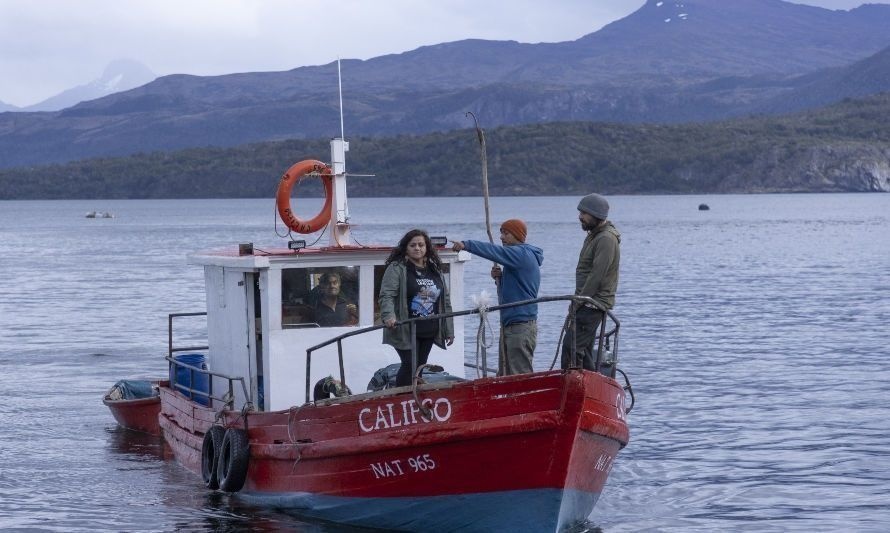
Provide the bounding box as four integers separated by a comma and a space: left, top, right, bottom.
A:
373, 263, 450, 325
281, 266, 359, 328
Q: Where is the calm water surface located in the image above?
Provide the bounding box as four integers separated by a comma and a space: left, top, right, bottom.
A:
1, 194, 888, 532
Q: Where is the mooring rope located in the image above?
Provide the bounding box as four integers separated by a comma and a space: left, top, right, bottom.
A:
549, 315, 572, 371
236, 401, 252, 432
286, 406, 299, 444
212, 390, 236, 427
471, 290, 496, 378
411, 363, 438, 422
286, 406, 303, 471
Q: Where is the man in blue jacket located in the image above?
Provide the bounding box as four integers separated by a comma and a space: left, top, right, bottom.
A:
452, 219, 544, 375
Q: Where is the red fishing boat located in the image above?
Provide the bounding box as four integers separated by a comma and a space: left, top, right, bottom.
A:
106, 134, 634, 531
103, 380, 163, 436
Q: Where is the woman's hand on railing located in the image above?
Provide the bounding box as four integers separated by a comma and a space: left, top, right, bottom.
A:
384, 317, 397, 328
445, 336, 454, 346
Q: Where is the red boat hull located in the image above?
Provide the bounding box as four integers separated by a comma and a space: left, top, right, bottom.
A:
158, 370, 628, 531
103, 383, 164, 437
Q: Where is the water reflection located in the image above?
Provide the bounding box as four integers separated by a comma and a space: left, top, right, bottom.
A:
5, 195, 890, 531
563, 520, 604, 533
106, 427, 374, 532
105, 427, 167, 460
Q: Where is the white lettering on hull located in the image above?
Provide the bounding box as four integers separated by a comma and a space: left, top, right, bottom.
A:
594, 453, 614, 473
359, 397, 452, 433
370, 454, 437, 479
616, 391, 627, 421
370, 459, 404, 478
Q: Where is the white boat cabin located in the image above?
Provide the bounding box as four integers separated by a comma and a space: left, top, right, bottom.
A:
187, 139, 469, 411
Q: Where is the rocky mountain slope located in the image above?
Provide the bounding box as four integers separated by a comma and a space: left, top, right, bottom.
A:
3, 92, 888, 199
1, 0, 890, 169
0, 59, 156, 113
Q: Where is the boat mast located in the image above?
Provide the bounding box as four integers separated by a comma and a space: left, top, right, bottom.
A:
328, 57, 351, 246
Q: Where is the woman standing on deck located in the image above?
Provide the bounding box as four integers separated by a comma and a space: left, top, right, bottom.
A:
379, 229, 454, 387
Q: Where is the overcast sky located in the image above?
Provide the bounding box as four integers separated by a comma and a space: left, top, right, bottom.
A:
0, 0, 885, 107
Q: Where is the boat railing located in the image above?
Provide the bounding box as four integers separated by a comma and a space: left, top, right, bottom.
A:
303, 295, 620, 404
168, 312, 209, 356
167, 312, 251, 410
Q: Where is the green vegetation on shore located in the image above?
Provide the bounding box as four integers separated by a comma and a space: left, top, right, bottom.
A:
2, 93, 889, 199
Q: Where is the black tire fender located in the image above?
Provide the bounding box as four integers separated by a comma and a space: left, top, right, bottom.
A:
201, 425, 226, 489
217, 428, 250, 492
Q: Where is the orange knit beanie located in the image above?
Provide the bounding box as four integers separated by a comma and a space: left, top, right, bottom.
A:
501, 219, 527, 243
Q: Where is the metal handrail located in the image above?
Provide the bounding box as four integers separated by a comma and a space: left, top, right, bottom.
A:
167, 312, 252, 410
168, 312, 209, 358
165, 355, 251, 410
304, 295, 620, 403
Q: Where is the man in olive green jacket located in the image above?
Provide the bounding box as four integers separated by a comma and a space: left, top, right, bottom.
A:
561, 193, 620, 371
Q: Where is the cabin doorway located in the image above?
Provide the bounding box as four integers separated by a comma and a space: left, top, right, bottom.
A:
247, 272, 264, 410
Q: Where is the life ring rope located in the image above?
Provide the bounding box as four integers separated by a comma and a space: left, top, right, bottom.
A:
276, 159, 334, 234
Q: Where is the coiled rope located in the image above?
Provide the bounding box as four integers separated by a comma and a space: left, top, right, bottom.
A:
471, 290, 496, 377
411, 363, 438, 421
286, 406, 303, 471
549, 315, 571, 371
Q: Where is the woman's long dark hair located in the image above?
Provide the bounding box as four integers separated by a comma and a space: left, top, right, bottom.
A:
385, 228, 443, 271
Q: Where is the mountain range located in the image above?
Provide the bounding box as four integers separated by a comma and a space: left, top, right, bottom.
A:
2, 0, 890, 170
3, 92, 888, 199
25, 59, 156, 112
1, 59, 155, 113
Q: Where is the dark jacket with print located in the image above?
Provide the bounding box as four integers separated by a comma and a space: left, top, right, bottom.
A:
378, 260, 454, 350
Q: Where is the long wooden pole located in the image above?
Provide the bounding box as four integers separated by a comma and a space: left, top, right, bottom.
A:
465, 111, 494, 245
467, 112, 499, 376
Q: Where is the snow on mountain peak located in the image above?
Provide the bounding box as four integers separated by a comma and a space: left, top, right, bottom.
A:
101, 74, 125, 91
24, 59, 156, 112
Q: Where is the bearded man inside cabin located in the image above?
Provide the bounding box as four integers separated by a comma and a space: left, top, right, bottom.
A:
312, 272, 358, 327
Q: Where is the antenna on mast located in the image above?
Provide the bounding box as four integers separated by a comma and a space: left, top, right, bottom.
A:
328, 57, 351, 246
338, 57, 345, 140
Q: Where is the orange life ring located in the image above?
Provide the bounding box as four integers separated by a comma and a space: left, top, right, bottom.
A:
276, 159, 334, 234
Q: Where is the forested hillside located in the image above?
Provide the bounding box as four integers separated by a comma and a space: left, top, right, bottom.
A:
3, 0, 890, 169
2, 93, 889, 199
